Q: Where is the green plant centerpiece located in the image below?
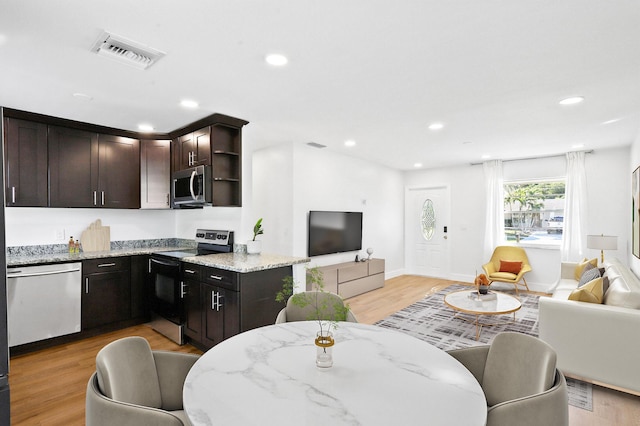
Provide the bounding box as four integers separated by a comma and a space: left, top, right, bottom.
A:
252, 218, 264, 241
246, 218, 264, 254
276, 267, 350, 368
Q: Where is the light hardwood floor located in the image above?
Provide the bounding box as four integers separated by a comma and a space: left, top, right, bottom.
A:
8, 275, 640, 425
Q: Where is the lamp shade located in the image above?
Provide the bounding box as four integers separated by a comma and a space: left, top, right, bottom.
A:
586, 235, 618, 250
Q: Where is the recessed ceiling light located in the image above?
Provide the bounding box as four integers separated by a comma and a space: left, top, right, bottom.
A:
138, 124, 154, 132
265, 54, 288, 66
428, 122, 444, 131
0, 34, 7, 46
481, 154, 491, 159
180, 99, 199, 109
414, 163, 423, 168
344, 139, 356, 147
572, 143, 585, 149
462, 141, 472, 145
602, 118, 621, 125
72, 92, 93, 101
559, 96, 584, 105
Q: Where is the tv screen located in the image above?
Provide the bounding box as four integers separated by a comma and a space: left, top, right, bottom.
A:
308, 211, 363, 257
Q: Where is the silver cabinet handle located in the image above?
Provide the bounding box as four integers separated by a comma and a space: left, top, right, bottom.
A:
210, 275, 223, 281
85, 277, 89, 294
211, 291, 224, 311
97, 263, 116, 268
11, 187, 15, 204
101, 191, 105, 206
181, 281, 187, 298
184, 269, 197, 275
166, 193, 170, 206
93, 191, 97, 206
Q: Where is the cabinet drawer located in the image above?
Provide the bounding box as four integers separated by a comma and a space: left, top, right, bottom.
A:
368, 259, 385, 275
338, 262, 368, 283
83, 257, 130, 274
182, 264, 201, 280
203, 267, 238, 291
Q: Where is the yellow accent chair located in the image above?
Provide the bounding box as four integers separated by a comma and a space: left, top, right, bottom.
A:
482, 246, 532, 295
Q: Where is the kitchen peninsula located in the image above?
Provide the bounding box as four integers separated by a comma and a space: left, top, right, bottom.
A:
7, 241, 309, 354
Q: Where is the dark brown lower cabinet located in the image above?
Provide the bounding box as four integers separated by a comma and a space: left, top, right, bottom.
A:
82, 257, 131, 330
202, 284, 240, 348
184, 264, 292, 350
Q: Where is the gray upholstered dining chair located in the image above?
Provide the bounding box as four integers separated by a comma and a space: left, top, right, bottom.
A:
447, 332, 568, 426
275, 291, 358, 323
86, 336, 200, 426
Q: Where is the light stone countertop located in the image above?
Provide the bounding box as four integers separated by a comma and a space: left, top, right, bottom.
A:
183, 321, 487, 425
8, 248, 310, 273
181, 252, 310, 273
7, 246, 189, 267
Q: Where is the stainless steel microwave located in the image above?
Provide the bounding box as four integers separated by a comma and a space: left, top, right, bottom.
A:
172, 165, 212, 208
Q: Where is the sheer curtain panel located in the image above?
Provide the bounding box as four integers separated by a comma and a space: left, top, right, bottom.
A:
561, 151, 588, 261
483, 160, 505, 260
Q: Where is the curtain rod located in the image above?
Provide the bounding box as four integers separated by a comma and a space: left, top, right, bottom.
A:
470, 150, 593, 166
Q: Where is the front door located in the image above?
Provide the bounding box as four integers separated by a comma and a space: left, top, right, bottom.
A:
405, 186, 450, 278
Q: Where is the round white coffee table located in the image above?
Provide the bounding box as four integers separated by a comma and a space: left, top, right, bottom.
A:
444, 289, 522, 340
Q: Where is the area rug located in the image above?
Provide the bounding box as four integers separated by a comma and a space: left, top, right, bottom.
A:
375, 283, 593, 411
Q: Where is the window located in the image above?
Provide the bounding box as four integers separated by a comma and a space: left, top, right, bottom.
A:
503, 179, 565, 245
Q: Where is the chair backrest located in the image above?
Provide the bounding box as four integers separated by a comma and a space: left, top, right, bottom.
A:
95, 336, 163, 409
482, 332, 557, 406
490, 246, 530, 269
285, 291, 348, 322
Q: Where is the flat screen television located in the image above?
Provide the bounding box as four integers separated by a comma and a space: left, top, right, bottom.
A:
308, 211, 363, 257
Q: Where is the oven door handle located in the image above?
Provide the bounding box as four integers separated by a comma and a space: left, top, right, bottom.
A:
150, 257, 180, 268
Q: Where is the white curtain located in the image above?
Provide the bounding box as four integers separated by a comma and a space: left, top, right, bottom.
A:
561, 151, 588, 261
483, 160, 505, 260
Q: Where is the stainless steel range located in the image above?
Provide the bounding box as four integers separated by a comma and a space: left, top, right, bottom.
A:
148, 229, 234, 344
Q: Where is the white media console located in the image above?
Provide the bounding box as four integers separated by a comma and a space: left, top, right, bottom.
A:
307, 258, 385, 299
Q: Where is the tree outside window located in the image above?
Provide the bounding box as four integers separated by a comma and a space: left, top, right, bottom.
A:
503, 180, 565, 244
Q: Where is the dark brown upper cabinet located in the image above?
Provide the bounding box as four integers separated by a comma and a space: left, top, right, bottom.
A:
3, 118, 48, 207
176, 126, 211, 170
49, 127, 140, 208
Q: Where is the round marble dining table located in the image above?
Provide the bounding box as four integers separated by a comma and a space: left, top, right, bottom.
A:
183, 321, 487, 425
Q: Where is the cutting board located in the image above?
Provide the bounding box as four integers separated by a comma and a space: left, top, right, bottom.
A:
80, 219, 110, 252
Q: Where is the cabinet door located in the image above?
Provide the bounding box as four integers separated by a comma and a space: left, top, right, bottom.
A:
183, 279, 202, 342
202, 284, 239, 348
49, 126, 98, 207
82, 270, 131, 329
178, 133, 195, 170
177, 127, 210, 170
98, 134, 140, 208
140, 139, 170, 209
3, 118, 48, 206
130, 255, 149, 320
193, 127, 211, 167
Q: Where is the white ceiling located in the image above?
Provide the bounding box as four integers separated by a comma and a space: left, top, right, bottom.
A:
1, 1, 639, 170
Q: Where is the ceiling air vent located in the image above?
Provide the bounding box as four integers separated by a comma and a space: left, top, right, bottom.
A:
91, 31, 165, 70
307, 142, 327, 149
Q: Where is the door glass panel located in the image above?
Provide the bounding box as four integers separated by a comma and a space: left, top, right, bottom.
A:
421, 199, 436, 240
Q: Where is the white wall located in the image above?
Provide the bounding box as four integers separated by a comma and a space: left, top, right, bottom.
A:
252, 143, 405, 278
403, 147, 629, 292
630, 129, 640, 276
5, 207, 176, 246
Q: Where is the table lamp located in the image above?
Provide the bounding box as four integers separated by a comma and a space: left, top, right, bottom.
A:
587, 234, 618, 264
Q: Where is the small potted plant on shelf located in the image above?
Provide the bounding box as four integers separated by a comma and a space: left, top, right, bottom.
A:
276, 267, 350, 368
246, 218, 264, 254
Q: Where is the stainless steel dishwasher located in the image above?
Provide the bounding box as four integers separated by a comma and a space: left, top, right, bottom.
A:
7, 262, 82, 347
